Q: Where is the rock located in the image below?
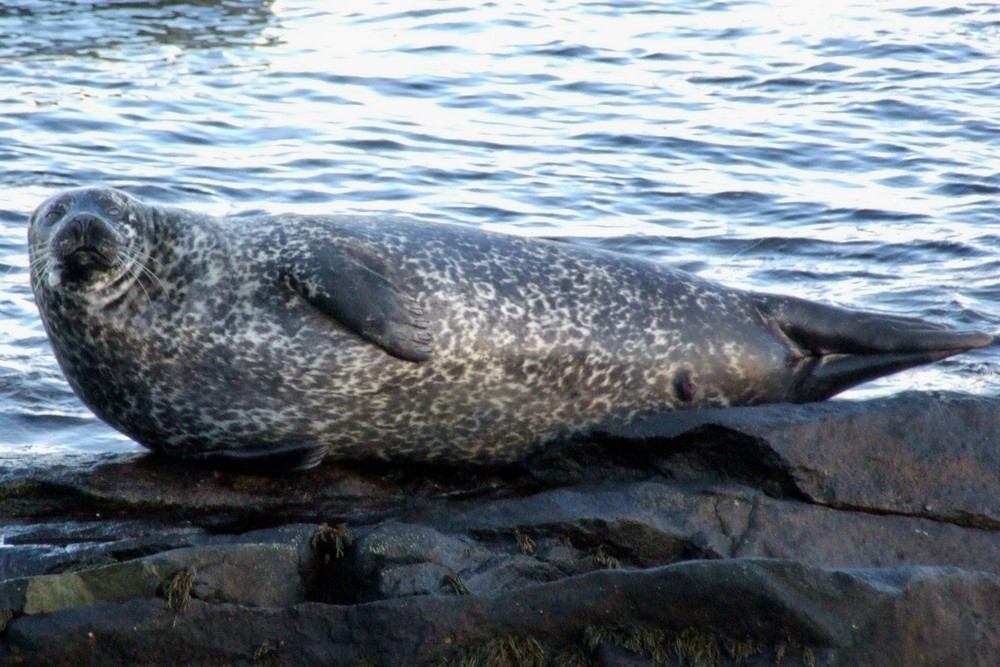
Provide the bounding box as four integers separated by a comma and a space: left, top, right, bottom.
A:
0, 541, 308, 618
4, 559, 1000, 666
596, 391, 1000, 527
442, 480, 1000, 574
349, 521, 489, 600
0, 521, 209, 580
2, 392, 1000, 664
347, 520, 563, 600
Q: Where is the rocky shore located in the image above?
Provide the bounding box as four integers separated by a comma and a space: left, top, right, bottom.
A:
2, 390, 1000, 666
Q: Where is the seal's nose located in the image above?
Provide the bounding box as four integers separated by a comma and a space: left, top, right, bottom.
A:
54, 213, 119, 255
60, 214, 106, 249
49, 212, 121, 286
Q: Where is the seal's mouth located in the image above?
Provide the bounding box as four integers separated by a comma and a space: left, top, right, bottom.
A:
64, 246, 111, 266
65, 242, 112, 266
49, 248, 115, 287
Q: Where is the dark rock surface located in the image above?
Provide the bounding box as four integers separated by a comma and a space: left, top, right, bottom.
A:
1, 391, 1000, 665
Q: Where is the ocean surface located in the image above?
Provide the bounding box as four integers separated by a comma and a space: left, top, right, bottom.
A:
1, 0, 998, 462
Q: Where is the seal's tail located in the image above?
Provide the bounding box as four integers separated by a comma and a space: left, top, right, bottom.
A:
756, 295, 994, 402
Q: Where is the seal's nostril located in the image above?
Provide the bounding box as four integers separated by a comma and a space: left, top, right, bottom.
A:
60, 214, 114, 248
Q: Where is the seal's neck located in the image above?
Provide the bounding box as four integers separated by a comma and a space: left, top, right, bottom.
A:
149, 206, 226, 281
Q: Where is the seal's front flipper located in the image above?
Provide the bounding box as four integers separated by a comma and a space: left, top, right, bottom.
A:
285, 247, 433, 362
183, 443, 329, 474
756, 294, 994, 402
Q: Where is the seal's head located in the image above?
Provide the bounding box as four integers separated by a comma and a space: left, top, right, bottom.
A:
28, 187, 152, 300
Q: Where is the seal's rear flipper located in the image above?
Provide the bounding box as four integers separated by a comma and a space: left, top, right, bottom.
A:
756, 294, 994, 402
792, 349, 968, 402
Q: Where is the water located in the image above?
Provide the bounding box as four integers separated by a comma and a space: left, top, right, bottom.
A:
1, 0, 998, 462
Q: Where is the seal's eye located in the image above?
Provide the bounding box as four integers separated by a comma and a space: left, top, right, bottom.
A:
107, 206, 122, 218
43, 206, 65, 224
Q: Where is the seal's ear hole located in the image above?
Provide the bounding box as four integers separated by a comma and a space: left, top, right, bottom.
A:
672, 368, 697, 403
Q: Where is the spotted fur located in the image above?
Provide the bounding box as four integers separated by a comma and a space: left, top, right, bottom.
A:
28, 187, 992, 469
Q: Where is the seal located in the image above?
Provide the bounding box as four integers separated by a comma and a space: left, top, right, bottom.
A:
28, 186, 993, 472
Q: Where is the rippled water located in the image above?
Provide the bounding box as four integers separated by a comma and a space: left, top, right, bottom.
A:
1, 0, 998, 459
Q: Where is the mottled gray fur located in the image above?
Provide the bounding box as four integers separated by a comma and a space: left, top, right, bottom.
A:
28, 187, 992, 470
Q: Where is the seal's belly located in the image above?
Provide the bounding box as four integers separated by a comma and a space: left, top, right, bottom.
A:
125, 276, 792, 462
